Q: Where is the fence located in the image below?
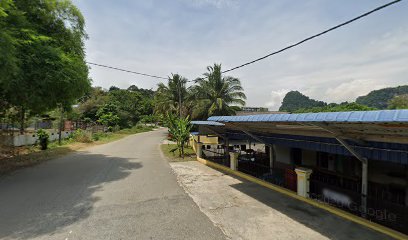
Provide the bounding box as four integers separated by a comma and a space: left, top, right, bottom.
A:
202, 149, 230, 167
201, 151, 298, 193
309, 175, 408, 234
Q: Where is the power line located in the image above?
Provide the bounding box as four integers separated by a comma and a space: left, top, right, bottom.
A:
221, 0, 402, 73
86, 62, 168, 80
86, 0, 402, 79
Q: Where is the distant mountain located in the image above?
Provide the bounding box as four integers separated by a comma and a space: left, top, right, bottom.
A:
356, 85, 408, 109
279, 91, 326, 112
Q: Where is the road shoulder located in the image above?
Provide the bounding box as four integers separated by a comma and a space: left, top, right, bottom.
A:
170, 161, 391, 240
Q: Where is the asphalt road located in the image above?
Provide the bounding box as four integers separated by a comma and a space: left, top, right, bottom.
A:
0, 128, 226, 240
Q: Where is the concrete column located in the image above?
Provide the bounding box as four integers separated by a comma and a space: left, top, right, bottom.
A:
196, 142, 203, 159
268, 145, 274, 171
361, 160, 368, 215
224, 138, 229, 156
295, 167, 313, 197
229, 152, 239, 171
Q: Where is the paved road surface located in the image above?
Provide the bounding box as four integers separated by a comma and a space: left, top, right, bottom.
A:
0, 129, 226, 240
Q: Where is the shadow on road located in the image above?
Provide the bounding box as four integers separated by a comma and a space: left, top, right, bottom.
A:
230, 180, 390, 240
0, 151, 142, 239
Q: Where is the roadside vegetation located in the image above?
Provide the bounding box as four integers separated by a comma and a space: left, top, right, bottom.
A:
161, 144, 196, 162
0, 1, 247, 175
0, 125, 155, 175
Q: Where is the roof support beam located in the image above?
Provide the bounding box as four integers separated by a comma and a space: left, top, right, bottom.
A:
229, 123, 275, 170
307, 123, 368, 216
335, 137, 368, 217
201, 126, 225, 140
306, 122, 368, 146
229, 123, 270, 146
200, 126, 230, 158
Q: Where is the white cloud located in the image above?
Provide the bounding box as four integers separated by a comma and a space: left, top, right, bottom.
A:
73, 0, 408, 110
323, 79, 388, 103
179, 0, 238, 8
265, 89, 290, 110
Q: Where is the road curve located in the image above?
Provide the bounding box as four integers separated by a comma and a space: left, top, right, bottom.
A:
0, 128, 226, 240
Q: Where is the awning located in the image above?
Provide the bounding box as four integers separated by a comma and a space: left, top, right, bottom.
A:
194, 110, 408, 165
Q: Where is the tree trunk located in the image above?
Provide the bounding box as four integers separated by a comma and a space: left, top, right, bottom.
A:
178, 145, 182, 158
19, 107, 25, 134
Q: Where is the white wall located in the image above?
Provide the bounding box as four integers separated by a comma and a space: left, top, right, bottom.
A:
1, 130, 72, 147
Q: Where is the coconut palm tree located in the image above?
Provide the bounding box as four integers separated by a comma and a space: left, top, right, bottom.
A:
190, 64, 246, 119
154, 74, 190, 117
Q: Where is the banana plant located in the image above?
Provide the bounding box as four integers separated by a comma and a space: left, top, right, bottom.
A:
167, 114, 192, 158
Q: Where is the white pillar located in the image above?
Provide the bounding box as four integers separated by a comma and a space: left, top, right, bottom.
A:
295, 167, 313, 197
229, 152, 239, 171
196, 142, 203, 158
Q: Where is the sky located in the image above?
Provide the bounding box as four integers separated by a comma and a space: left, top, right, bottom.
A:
72, 0, 408, 110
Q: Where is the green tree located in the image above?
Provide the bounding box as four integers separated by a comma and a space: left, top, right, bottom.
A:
154, 74, 190, 117
167, 114, 192, 158
0, 0, 90, 132
190, 64, 246, 119
96, 103, 120, 131
76, 87, 109, 121
108, 89, 153, 128
388, 94, 408, 109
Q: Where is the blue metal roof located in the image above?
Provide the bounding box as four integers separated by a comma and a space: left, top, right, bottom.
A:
207, 110, 408, 123
191, 120, 225, 126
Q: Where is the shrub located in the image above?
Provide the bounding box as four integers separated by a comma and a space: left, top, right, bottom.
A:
70, 129, 92, 143
36, 129, 49, 150
92, 132, 108, 141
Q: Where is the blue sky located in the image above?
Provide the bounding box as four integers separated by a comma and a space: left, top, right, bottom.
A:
72, 0, 408, 110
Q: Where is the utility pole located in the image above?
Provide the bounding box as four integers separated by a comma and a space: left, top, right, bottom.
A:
58, 104, 64, 145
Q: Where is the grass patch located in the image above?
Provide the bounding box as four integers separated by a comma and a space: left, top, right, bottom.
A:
0, 125, 156, 176
0, 146, 73, 175
160, 144, 196, 162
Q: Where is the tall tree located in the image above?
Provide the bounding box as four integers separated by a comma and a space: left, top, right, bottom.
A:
190, 64, 246, 119
108, 89, 153, 127
0, 0, 90, 132
154, 74, 190, 117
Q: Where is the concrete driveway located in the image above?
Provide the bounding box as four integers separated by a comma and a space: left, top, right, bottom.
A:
0, 129, 225, 240
171, 161, 393, 240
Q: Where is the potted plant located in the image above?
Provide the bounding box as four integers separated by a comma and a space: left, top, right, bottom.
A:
37, 129, 49, 150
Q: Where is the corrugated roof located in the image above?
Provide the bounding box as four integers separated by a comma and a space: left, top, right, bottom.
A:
191, 120, 225, 126
207, 110, 408, 123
